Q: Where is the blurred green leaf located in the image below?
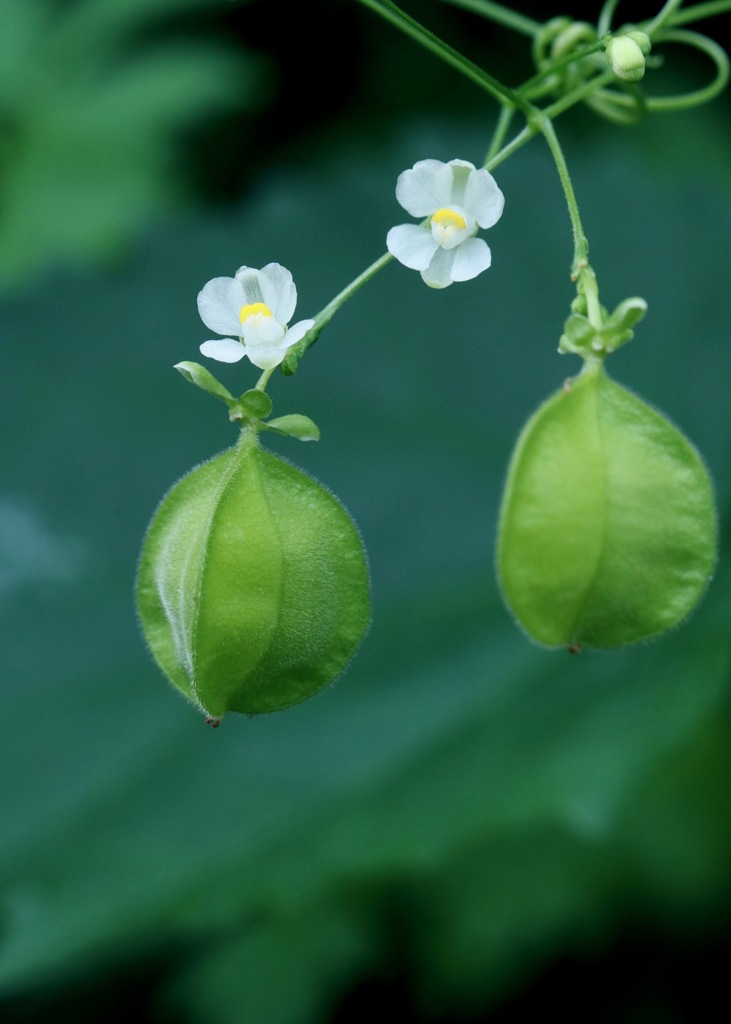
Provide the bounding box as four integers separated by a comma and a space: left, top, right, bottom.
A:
0, 0, 265, 291
166, 900, 375, 1024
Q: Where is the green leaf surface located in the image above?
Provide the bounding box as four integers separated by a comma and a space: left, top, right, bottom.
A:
175, 362, 236, 406
264, 413, 321, 441
0, 0, 264, 291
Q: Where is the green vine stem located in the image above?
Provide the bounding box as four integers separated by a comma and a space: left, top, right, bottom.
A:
644, 0, 687, 37
439, 0, 542, 37
278, 0, 730, 374
286, 253, 393, 364
672, 1, 731, 25
534, 116, 590, 281
355, 0, 530, 112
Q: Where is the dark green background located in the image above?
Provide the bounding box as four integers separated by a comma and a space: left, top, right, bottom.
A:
2, 1, 730, 1020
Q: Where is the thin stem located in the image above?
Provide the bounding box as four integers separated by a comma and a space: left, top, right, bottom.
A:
288, 65, 620, 369
598, 0, 623, 36
485, 122, 532, 170
355, 0, 531, 112
648, 30, 729, 107
256, 367, 276, 391
294, 253, 393, 358
518, 40, 606, 102
671, 0, 731, 25
644, 0, 686, 36
283, 0, 728, 370
541, 67, 616, 119
483, 104, 515, 165
537, 116, 589, 277
438, 0, 542, 37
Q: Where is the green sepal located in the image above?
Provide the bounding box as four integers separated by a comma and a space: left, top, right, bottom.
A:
280, 350, 299, 376
263, 414, 320, 442
559, 297, 648, 357
559, 313, 596, 354
239, 389, 273, 420
603, 296, 647, 351
174, 362, 235, 407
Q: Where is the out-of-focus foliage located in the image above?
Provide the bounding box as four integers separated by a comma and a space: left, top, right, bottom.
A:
0, 0, 264, 292
1, 88, 731, 1021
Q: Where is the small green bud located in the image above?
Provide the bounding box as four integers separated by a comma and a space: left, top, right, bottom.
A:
606, 34, 648, 82
626, 30, 651, 56
137, 432, 370, 718
497, 364, 716, 649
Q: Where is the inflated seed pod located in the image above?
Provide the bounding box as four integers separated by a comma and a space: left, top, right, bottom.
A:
497, 363, 716, 649
137, 429, 370, 718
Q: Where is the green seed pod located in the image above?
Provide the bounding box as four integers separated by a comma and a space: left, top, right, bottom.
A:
497, 364, 716, 649
137, 429, 370, 718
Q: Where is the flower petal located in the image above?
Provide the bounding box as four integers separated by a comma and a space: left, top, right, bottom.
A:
464, 168, 505, 228
387, 224, 439, 270
450, 236, 492, 281
395, 159, 454, 217
421, 246, 456, 289
284, 318, 315, 346
234, 263, 298, 324
234, 266, 267, 308
258, 262, 297, 324
245, 341, 291, 371
199, 338, 246, 363
197, 277, 243, 336
446, 159, 476, 206
241, 314, 286, 348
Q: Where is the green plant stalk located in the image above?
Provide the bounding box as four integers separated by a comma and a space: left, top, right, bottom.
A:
439, 0, 542, 37
289, 253, 393, 360
291, 64, 616, 367
644, 0, 687, 36
484, 104, 515, 165
355, 0, 530, 112
535, 116, 595, 293
288, 0, 728, 370
672, 1, 731, 25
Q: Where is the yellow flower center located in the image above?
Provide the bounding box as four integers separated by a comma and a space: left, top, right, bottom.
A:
431, 208, 467, 230
239, 302, 273, 324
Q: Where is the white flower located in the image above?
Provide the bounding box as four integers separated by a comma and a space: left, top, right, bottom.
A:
386, 158, 504, 289
197, 262, 315, 370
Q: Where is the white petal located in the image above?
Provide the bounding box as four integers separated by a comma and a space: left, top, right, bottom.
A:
245, 341, 290, 371
430, 216, 471, 251
395, 159, 453, 217
234, 266, 267, 308
448, 159, 476, 170
199, 338, 246, 363
284, 318, 315, 346
421, 246, 456, 289
387, 224, 439, 270
241, 314, 286, 348
450, 237, 492, 281
258, 262, 297, 323
464, 168, 505, 228
197, 277, 242, 336
446, 159, 476, 206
